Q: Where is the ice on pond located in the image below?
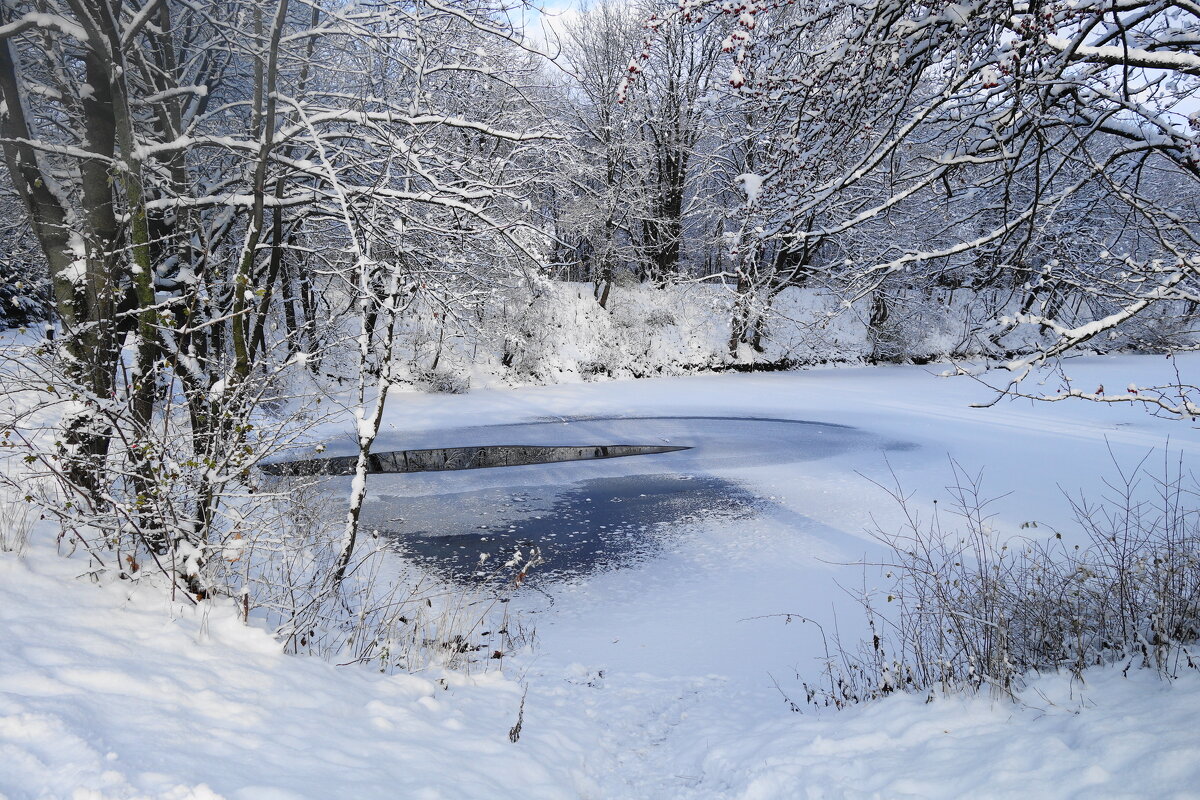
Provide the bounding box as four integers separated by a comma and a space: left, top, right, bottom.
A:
283, 416, 912, 583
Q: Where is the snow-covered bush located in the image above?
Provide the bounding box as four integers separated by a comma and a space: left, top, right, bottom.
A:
868, 291, 962, 363
643, 308, 677, 329
414, 368, 471, 395
214, 479, 539, 674
494, 288, 579, 380
807, 456, 1200, 708
577, 360, 612, 380
387, 279, 1200, 390
860, 285, 1036, 363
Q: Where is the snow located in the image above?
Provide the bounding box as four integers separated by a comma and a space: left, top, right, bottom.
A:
62, 233, 88, 286
693, 666, 1200, 798
6, 354, 1200, 798
1046, 35, 1200, 74
736, 172, 764, 205
0, 541, 594, 800
0, 12, 89, 43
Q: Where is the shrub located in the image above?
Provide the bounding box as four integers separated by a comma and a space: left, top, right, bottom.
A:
644, 308, 677, 328
415, 368, 470, 394
867, 291, 958, 363
577, 360, 611, 380
805, 454, 1200, 708
1117, 302, 1200, 352
212, 478, 540, 674
0, 493, 36, 555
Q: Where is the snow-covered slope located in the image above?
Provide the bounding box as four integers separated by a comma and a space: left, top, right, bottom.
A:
0, 540, 597, 800
684, 666, 1200, 799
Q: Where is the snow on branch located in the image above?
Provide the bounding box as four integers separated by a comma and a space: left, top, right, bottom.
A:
0, 12, 89, 43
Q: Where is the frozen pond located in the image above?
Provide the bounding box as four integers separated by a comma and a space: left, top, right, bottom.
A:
290, 416, 912, 582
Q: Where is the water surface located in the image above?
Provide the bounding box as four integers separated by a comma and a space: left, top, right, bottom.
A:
363, 472, 759, 581
282, 415, 912, 583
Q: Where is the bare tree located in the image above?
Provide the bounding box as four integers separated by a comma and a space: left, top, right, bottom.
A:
646, 0, 1200, 388
0, 0, 555, 593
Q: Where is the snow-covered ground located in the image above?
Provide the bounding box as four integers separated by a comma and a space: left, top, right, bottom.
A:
5, 354, 1200, 799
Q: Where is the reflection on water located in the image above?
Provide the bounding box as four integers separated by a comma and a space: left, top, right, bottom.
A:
260, 443, 689, 476
362, 473, 760, 583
